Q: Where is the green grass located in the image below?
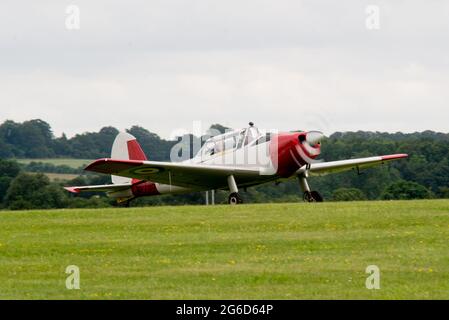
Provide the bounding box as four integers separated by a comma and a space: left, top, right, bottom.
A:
16, 158, 91, 168
1, 200, 449, 300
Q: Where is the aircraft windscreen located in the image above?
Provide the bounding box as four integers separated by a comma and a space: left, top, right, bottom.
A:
244, 126, 259, 146
196, 125, 261, 160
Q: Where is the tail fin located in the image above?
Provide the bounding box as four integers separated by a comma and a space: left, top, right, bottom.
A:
111, 132, 148, 184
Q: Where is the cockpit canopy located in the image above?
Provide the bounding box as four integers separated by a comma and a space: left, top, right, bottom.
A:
195, 124, 262, 159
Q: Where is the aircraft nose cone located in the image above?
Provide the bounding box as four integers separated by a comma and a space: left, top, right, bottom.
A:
305, 131, 324, 146
295, 131, 323, 162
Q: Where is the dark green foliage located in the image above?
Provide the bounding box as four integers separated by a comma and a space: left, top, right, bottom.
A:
0, 159, 21, 203
0, 119, 56, 158
66, 126, 119, 158
438, 187, 449, 198
0, 158, 21, 178
22, 162, 82, 174
332, 188, 367, 201
381, 180, 432, 200
0, 159, 115, 210
0, 177, 12, 203
311, 131, 449, 199
4, 173, 67, 209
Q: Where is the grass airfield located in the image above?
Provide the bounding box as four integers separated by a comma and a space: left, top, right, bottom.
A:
0, 200, 448, 300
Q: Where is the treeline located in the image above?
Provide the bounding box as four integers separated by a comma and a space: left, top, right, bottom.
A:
0, 119, 176, 160
0, 119, 448, 210
314, 131, 449, 199
22, 162, 82, 174
0, 159, 112, 210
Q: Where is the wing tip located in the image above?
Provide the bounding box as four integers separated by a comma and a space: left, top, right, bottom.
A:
84, 158, 146, 174
381, 153, 409, 161
84, 158, 109, 171
64, 186, 80, 194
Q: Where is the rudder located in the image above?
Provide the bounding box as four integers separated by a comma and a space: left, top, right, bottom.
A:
111, 132, 148, 184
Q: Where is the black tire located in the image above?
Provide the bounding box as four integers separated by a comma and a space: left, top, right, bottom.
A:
228, 192, 243, 205
303, 191, 324, 202
303, 191, 315, 202
116, 198, 134, 207
311, 191, 324, 202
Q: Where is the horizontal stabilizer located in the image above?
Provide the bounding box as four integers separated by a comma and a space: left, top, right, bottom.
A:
64, 183, 132, 194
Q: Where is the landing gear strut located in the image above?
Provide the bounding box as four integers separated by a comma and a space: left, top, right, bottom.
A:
298, 174, 323, 203
227, 175, 243, 205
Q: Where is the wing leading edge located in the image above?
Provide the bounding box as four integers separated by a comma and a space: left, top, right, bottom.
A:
297, 153, 408, 176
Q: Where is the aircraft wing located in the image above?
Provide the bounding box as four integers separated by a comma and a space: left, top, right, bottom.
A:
297, 154, 408, 176
84, 159, 262, 189
64, 183, 132, 194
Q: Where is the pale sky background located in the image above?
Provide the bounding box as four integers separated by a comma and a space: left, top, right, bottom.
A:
0, 0, 448, 139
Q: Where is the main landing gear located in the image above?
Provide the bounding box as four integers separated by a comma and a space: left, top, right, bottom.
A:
116, 197, 134, 208
303, 190, 323, 202
227, 175, 243, 205
298, 174, 323, 203
228, 192, 243, 205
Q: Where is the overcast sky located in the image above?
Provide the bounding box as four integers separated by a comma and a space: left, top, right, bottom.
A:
0, 0, 448, 138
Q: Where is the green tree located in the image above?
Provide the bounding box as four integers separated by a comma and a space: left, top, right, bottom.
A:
0, 119, 55, 158
68, 126, 119, 158
381, 180, 432, 200
0, 159, 21, 204
332, 188, 366, 201
438, 187, 449, 198
4, 173, 67, 210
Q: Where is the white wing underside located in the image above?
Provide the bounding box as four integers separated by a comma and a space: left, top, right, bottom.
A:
64, 183, 132, 194
297, 154, 408, 176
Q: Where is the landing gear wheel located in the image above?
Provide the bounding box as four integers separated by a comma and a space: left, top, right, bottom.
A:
311, 191, 323, 202
303, 191, 314, 202
303, 191, 324, 203
116, 197, 134, 208
228, 192, 243, 205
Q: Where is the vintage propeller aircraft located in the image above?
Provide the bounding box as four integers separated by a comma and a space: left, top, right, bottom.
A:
65, 123, 408, 205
